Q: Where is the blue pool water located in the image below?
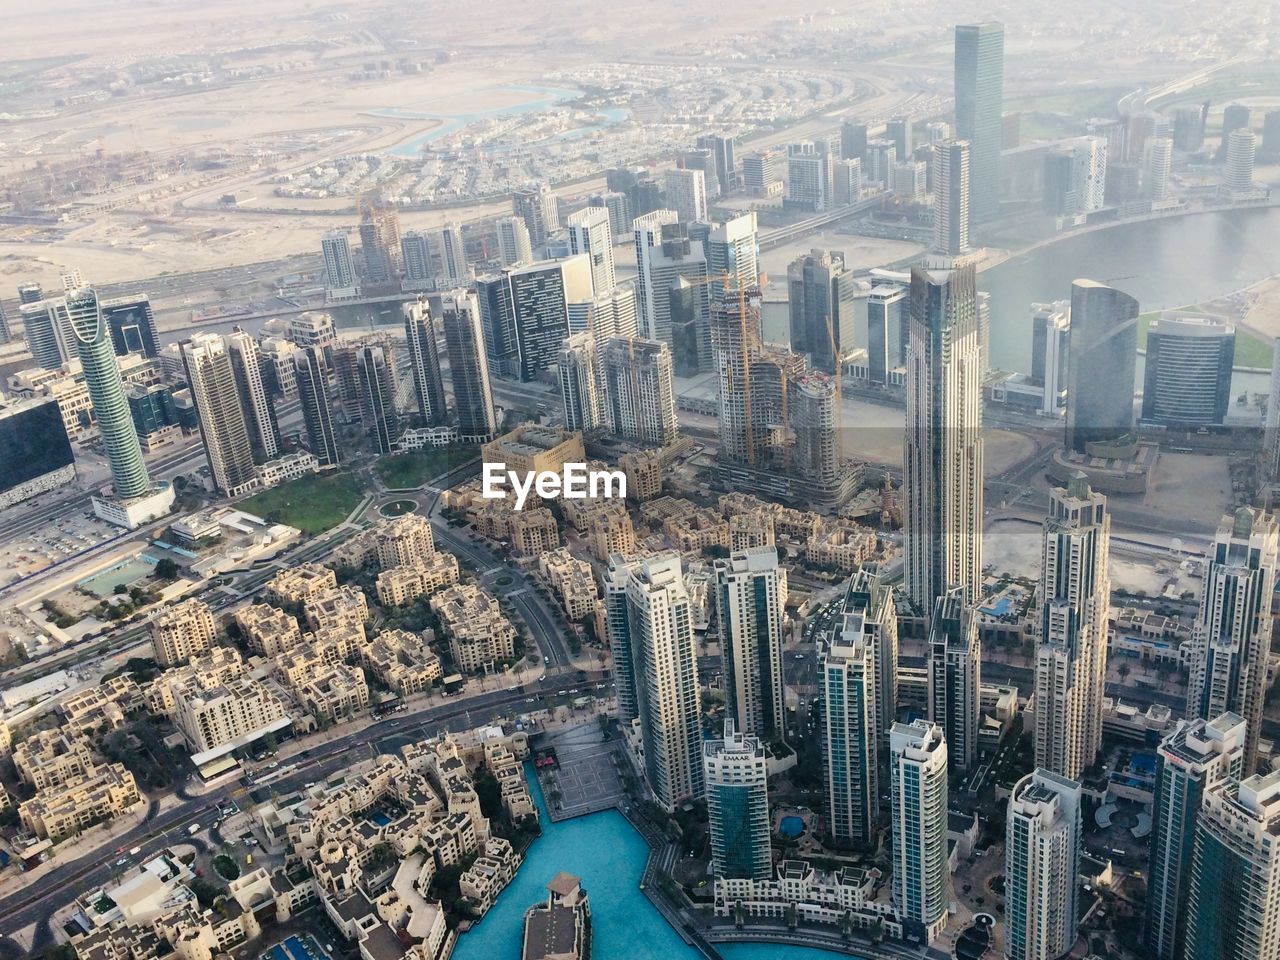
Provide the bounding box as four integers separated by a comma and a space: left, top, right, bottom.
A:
979, 596, 1013, 617
778, 815, 806, 839
267, 933, 325, 960
452, 768, 859, 960
370, 811, 392, 826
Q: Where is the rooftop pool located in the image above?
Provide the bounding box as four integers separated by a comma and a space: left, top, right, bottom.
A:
452, 765, 864, 960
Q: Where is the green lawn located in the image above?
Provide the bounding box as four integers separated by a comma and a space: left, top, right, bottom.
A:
1138, 313, 1273, 368
238, 471, 366, 535
374, 446, 473, 490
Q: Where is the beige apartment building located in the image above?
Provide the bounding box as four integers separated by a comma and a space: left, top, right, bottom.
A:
375, 553, 460, 608
374, 514, 437, 568
234, 604, 303, 657
13, 730, 97, 791
538, 548, 600, 622
170, 675, 290, 754
149, 598, 218, 667
361, 629, 443, 696
265, 564, 338, 608
19, 762, 143, 843
431, 585, 517, 673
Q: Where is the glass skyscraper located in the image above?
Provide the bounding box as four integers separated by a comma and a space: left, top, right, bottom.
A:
954, 22, 1004, 223
703, 723, 770, 880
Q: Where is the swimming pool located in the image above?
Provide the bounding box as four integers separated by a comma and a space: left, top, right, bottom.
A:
266, 933, 326, 960
778, 815, 806, 839
979, 596, 1013, 617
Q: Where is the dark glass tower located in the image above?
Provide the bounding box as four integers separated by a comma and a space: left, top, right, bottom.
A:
954, 22, 1004, 223
1064, 279, 1139, 453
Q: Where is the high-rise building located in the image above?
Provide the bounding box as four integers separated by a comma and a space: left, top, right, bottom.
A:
590, 191, 632, 240
1141, 314, 1235, 427
641, 223, 710, 367
1267, 339, 1280, 481
715, 546, 787, 742
632, 209, 681, 340
1144, 136, 1173, 200
1187, 508, 1278, 769
586, 281, 638, 340
703, 722, 770, 880
400, 230, 434, 286
182, 333, 257, 496
864, 140, 897, 187
478, 257, 593, 382
1173, 104, 1208, 153
404, 300, 448, 425
697, 134, 739, 195
437, 222, 467, 285
691, 212, 758, 306
65, 288, 149, 500
840, 120, 868, 163
954, 22, 1004, 223
100, 294, 158, 358
741, 151, 782, 197
441, 290, 498, 443
610, 554, 703, 810
0, 397, 75, 509
599, 336, 679, 447
926, 587, 980, 774
1029, 300, 1070, 413
512, 183, 560, 247
1034, 474, 1110, 781
293, 346, 340, 466
17, 282, 43, 305
866, 284, 907, 385
19, 297, 72, 369
1218, 103, 1251, 161
903, 262, 983, 609
933, 139, 970, 255
788, 372, 843, 499
566, 206, 616, 295
682, 148, 720, 200
225, 328, 280, 462
1065, 279, 1138, 453
663, 168, 708, 223
558, 332, 605, 434
821, 576, 887, 847
843, 568, 898, 752
495, 216, 534, 268
1184, 769, 1280, 960
321, 229, 357, 294
1263, 110, 1280, 158
1224, 127, 1257, 194
1146, 713, 1247, 960
889, 720, 949, 944
832, 158, 862, 205
358, 201, 402, 284
1044, 138, 1107, 215
0, 300, 10, 345
1004, 770, 1082, 960
356, 344, 399, 455
787, 145, 829, 211
787, 248, 858, 373
886, 115, 913, 160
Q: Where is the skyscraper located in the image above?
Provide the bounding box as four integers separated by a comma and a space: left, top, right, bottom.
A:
358, 200, 402, 283
566, 206, 616, 295
440, 290, 498, 443
633, 209, 681, 339
512, 183, 560, 246
495, 216, 534, 268
886, 115, 913, 160
356, 344, 399, 455
840, 120, 868, 163
903, 262, 983, 609
65, 288, 150, 501
1173, 104, 1208, 152
321, 229, 357, 294
182, 333, 257, 496
822, 580, 882, 848
1141, 314, 1235, 427
702, 722, 770, 880
696, 134, 739, 195
558, 332, 605, 434
590, 190, 632, 238
926, 587, 981, 774
1184, 769, 1280, 960
226, 328, 281, 462
788, 372, 843, 501
293, 346, 340, 467
1144, 136, 1173, 200
1004, 770, 1082, 960
1146, 713, 1247, 960
1187, 507, 1278, 769
715, 546, 787, 743
691, 212, 759, 306
786, 145, 829, 211
642, 223, 710, 366
1029, 300, 1070, 415
954, 22, 1004, 223
1224, 127, 1257, 194
1065, 279, 1138, 453
478, 256, 593, 382
1267, 339, 1280, 481
889, 720, 949, 944
400, 230, 435, 286
599, 336, 679, 447
840, 567, 898, 751
100, 294, 159, 358
663, 168, 708, 223
932, 139, 970, 255
19, 296, 72, 369
786, 248, 858, 373
1034, 474, 1110, 782
404, 300, 448, 426
613, 553, 703, 810
0, 300, 9, 346
437, 222, 467, 285
866, 284, 907, 385
1218, 103, 1251, 161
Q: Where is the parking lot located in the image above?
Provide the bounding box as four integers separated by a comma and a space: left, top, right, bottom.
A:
0, 510, 127, 590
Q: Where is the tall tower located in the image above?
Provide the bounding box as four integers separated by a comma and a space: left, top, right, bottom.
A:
889, 720, 949, 944
558, 332, 605, 434
1185, 769, 1280, 960
321, 229, 357, 293
933, 139, 970, 255
1004, 770, 1082, 960
786, 248, 856, 373
226, 328, 280, 462
840, 567, 898, 751
1034, 474, 1110, 781
599, 336, 679, 447
19, 296, 73, 369
400, 230, 434, 286
953, 22, 1004, 223
632, 209, 681, 339
182, 333, 257, 496
1146, 713, 1247, 960
1187, 508, 1279, 769
1224, 127, 1257, 194
566, 206, 616, 295
1065, 279, 1138, 453
404, 300, 448, 426
693, 212, 759, 306
822, 583, 881, 847
1144, 136, 1173, 200
788, 372, 842, 500
437, 222, 467, 284
356, 344, 399, 455
65, 288, 150, 500
293, 346, 340, 467
715, 546, 787, 742
1141, 315, 1235, 427
663, 168, 708, 223
440, 290, 497, 443
703, 722, 770, 880
512, 183, 559, 246
495, 216, 533, 268
903, 262, 983, 609
100, 293, 158, 358
926, 587, 980, 774
616, 554, 703, 810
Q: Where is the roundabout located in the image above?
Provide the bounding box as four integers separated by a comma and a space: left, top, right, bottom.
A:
378, 498, 419, 518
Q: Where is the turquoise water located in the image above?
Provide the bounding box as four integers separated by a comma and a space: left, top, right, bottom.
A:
779, 815, 805, 839
452, 767, 860, 960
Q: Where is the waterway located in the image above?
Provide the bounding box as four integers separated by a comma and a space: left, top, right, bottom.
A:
451, 766, 865, 960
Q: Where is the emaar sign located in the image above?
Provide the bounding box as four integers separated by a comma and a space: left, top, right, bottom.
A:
482, 462, 626, 510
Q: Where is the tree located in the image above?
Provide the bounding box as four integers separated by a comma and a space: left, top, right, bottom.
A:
154, 558, 180, 581
474, 771, 503, 820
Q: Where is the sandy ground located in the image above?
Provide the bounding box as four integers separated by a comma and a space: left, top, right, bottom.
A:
1137, 452, 1232, 532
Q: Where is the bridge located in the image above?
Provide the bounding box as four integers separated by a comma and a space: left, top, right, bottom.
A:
757, 192, 887, 251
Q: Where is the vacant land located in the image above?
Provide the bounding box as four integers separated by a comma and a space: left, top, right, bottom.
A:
238, 472, 366, 535
375, 447, 474, 490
